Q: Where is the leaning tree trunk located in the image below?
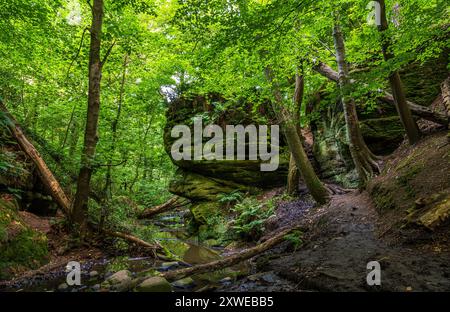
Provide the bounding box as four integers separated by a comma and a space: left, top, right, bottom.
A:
0, 100, 71, 215
332, 23, 379, 186
265, 68, 329, 205
162, 225, 302, 281
72, 0, 104, 231
376, 0, 420, 144
287, 72, 304, 195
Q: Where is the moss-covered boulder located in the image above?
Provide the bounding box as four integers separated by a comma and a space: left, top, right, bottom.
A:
164, 96, 289, 189
135, 276, 172, 292
190, 201, 222, 225
164, 95, 290, 223
0, 195, 48, 279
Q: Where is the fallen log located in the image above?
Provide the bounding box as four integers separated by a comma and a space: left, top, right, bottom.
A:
24, 127, 104, 204
138, 196, 189, 219
162, 225, 302, 281
313, 62, 449, 126
0, 100, 72, 215
380, 93, 448, 126
102, 228, 162, 250
1, 100, 164, 256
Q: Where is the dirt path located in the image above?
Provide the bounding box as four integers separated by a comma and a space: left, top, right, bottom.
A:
222, 191, 450, 292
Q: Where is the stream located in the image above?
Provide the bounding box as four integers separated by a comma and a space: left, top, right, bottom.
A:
0, 210, 250, 292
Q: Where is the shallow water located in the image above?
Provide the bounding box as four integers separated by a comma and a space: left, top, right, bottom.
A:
0, 232, 244, 292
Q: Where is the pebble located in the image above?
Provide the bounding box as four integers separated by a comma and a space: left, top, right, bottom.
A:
92, 284, 101, 291
89, 271, 99, 278
219, 277, 232, 285
57, 283, 69, 291
172, 277, 195, 289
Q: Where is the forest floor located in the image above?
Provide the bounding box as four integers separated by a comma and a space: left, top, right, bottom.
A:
4, 188, 450, 292
221, 131, 450, 292
221, 190, 450, 291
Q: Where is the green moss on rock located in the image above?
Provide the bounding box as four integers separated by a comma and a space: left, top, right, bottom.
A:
360, 116, 405, 155
191, 202, 222, 225
169, 170, 253, 201
0, 196, 48, 279
370, 184, 396, 212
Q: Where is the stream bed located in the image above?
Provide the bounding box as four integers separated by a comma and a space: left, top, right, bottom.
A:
0, 211, 250, 292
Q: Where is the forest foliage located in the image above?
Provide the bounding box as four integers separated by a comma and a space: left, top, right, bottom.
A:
0, 0, 448, 230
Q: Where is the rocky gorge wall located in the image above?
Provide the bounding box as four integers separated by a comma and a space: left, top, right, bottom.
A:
163, 51, 449, 224
163, 95, 290, 224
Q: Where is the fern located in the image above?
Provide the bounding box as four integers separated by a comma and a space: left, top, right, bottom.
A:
217, 190, 243, 205
230, 197, 274, 241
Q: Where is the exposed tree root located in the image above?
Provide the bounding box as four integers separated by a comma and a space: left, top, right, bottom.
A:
352, 146, 382, 185
325, 184, 353, 195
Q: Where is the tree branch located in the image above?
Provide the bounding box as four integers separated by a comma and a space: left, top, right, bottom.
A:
101, 40, 117, 67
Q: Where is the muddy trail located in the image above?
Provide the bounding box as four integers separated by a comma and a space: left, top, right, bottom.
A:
221, 191, 450, 292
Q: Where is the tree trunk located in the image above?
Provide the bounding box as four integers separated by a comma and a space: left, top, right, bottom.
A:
0, 100, 71, 215
103, 54, 128, 201
376, 0, 420, 144
332, 23, 379, 186
265, 68, 329, 205
287, 155, 299, 194
442, 77, 450, 116
312, 62, 448, 126
287, 72, 304, 195
72, 0, 104, 231
60, 104, 77, 151
68, 115, 80, 156
128, 114, 154, 192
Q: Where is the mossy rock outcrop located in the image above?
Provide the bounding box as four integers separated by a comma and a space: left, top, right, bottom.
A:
0, 195, 48, 279
164, 95, 290, 223
360, 116, 405, 155
164, 96, 289, 188
400, 52, 449, 107
169, 169, 261, 202
172, 158, 289, 188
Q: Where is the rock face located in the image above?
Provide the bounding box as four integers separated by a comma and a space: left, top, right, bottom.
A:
311, 52, 449, 185
417, 189, 450, 230
359, 116, 405, 155
163, 54, 449, 221
164, 95, 289, 223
